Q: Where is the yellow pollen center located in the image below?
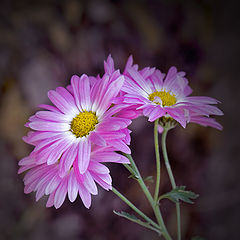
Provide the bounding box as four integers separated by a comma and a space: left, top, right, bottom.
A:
70, 111, 98, 138
148, 90, 177, 107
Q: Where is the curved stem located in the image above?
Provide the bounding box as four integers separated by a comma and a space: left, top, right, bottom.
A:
162, 129, 181, 240
154, 119, 161, 202
112, 187, 161, 234
124, 154, 172, 240
125, 155, 153, 205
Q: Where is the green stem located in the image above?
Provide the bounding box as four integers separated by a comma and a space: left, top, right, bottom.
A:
112, 187, 161, 233
125, 155, 153, 206
123, 163, 139, 179
154, 119, 161, 202
124, 154, 172, 240
162, 128, 181, 240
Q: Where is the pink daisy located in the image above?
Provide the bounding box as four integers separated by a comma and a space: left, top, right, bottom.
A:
122, 56, 223, 130
19, 67, 131, 209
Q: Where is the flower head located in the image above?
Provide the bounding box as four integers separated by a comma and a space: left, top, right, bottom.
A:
19, 64, 131, 209
122, 56, 223, 130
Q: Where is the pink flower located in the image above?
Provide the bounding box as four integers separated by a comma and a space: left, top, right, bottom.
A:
122, 56, 223, 130
19, 66, 131, 209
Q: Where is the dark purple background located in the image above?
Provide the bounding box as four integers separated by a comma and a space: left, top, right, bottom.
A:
0, 0, 239, 239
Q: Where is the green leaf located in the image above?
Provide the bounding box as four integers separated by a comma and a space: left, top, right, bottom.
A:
113, 210, 138, 221
124, 164, 140, 179
144, 176, 154, 183
159, 186, 199, 204
128, 174, 139, 180
113, 210, 162, 235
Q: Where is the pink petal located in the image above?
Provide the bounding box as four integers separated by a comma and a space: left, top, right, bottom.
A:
95, 76, 125, 116
88, 161, 110, 174
56, 87, 76, 107
97, 117, 131, 131
91, 173, 112, 190
35, 111, 71, 122
24, 178, 40, 194
166, 108, 187, 128
24, 131, 60, 145
163, 66, 177, 88
150, 69, 164, 91
83, 171, 98, 195
78, 185, 91, 209
186, 96, 220, 104
19, 156, 34, 166
54, 178, 68, 209
108, 140, 131, 154
48, 90, 74, 114
91, 151, 129, 163
78, 139, 91, 174
46, 190, 56, 208
123, 55, 133, 74
33, 133, 64, 152
18, 164, 35, 174
96, 131, 126, 141
127, 68, 152, 94
89, 132, 106, 146
38, 104, 60, 113
59, 142, 78, 177
91, 75, 110, 113
148, 107, 165, 122
45, 174, 61, 195
29, 121, 70, 132
139, 67, 155, 79
79, 74, 91, 111
122, 75, 148, 96
104, 54, 115, 75
24, 165, 50, 185
190, 116, 223, 130
47, 137, 74, 165
142, 105, 157, 116
68, 171, 78, 202
35, 171, 55, 201
71, 75, 82, 111
101, 103, 131, 120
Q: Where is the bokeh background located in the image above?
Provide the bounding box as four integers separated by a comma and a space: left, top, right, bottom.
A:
0, 0, 239, 239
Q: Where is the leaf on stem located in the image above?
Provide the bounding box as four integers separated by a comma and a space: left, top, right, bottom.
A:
124, 164, 140, 179
128, 174, 139, 180
113, 210, 138, 221
113, 210, 162, 235
159, 186, 199, 204
113, 210, 153, 227
144, 175, 154, 183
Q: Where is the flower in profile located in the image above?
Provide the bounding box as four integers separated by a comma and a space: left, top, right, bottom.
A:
122, 56, 223, 130
19, 67, 131, 209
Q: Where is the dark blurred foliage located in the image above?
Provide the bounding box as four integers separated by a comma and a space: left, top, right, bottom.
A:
0, 0, 239, 239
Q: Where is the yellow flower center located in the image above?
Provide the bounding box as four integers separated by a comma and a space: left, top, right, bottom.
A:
148, 90, 177, 107
70, 111, 98, 138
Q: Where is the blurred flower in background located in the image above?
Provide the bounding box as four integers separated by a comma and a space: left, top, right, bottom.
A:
0, 0, 239, 240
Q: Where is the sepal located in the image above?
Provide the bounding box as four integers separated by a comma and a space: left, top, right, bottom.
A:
158, 186, 199, 204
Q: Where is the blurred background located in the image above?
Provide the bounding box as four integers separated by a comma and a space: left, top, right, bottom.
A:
0, 0, 239, 239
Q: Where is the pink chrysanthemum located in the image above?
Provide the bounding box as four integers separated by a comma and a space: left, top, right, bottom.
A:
19, 67, 131, 209
122, 56, 223, 130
